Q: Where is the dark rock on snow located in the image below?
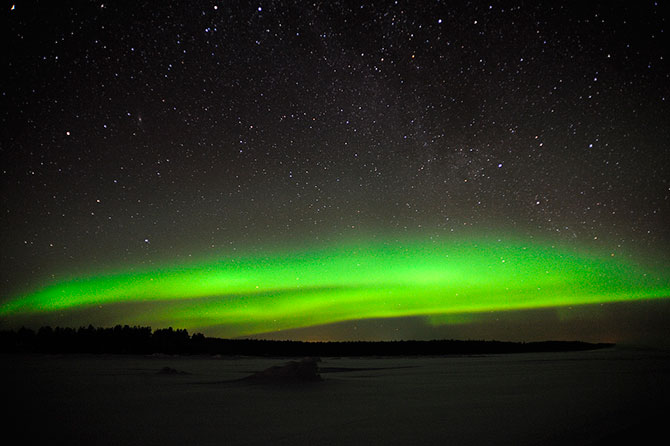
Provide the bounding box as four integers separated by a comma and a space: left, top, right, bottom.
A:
247, 357, 322, 382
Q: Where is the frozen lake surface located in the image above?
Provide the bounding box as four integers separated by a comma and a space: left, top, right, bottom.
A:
3, 347, 668, 445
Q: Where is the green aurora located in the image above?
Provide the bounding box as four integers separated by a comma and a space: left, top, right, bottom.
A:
1, 237, 669, 337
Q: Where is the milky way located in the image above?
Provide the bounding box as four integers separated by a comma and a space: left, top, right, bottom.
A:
2, 1, 669, 342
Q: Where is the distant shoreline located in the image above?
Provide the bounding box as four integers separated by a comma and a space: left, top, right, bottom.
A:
0, 325, 613, 356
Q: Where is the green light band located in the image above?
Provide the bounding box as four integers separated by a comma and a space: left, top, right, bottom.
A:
1, 238, 668, 336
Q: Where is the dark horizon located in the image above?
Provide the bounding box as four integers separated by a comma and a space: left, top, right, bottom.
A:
0, 324, 615, 357
3, 297, 669, 348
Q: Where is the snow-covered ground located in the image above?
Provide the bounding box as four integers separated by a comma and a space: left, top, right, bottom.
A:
3, 347, 668, 445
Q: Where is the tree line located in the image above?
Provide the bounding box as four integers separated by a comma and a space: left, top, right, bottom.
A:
0, 325, 613, 356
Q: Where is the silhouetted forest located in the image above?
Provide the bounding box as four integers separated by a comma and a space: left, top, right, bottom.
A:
0, 325, 613, 356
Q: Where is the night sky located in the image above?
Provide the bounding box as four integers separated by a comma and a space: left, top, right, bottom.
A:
2, 1, 669, 344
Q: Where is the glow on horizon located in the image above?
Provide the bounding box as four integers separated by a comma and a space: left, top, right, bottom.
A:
1, 237, 668, 337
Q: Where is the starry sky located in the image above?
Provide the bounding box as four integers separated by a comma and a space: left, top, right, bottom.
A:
2, 1, 669, 344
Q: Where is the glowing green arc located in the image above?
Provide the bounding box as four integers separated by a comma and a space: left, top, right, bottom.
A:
1, 238, 668, 336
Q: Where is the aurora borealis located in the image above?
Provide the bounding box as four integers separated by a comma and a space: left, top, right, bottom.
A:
2, 1, 669, 343
2, 237, 668, 337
